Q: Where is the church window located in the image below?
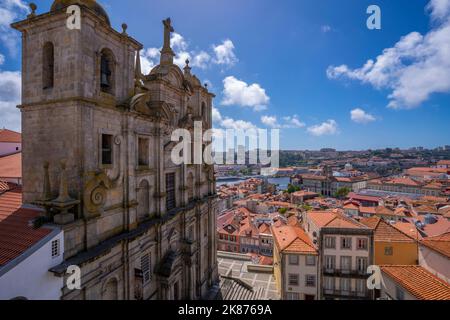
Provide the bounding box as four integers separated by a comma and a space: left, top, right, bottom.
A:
138, 137, 149, 166
43, 42, 54, 89
101, 134, 113, 165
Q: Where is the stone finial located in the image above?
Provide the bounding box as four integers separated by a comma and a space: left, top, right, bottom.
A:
135, 49, 142, 80
28, 3, 37, 18
204, 83, 208, 89
183, 59, 191, 76
41, 161, 52, 201
54, 160, 74, 203
121, 23, 128, 35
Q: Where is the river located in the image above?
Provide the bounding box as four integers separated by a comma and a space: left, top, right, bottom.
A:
216, 176, 291, 192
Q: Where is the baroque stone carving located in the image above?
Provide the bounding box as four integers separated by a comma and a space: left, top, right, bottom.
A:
84, 171, 113, 217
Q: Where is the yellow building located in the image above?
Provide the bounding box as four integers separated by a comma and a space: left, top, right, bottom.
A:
360, 217, 418, 265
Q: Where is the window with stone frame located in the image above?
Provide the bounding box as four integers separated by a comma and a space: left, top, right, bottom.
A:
166, 173, 176, 211
357, 238, 368, 250
138, 137, 149, 167
341, 237, 352, 250
43, 42, 54, 90
324, 236, 336, 249
288, 274, 299, 286
305, 275, 316, 287
305, 255, 316, 266
324, 255, 336, 271
101, 134, 113, 165
356, 257, 368, 274
289, 255, 299, 265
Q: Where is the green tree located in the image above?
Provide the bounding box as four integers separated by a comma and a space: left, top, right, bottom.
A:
334, 187, 351, 199
287, 184, 301, 194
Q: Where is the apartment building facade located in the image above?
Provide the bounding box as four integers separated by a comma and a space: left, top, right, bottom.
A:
273, 225, 319, 300
303, 211, 374, 300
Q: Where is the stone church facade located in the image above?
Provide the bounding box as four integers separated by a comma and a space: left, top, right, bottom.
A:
12, 0, 218, 300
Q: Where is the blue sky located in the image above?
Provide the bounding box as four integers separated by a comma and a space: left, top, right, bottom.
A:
1, 0, 449, 150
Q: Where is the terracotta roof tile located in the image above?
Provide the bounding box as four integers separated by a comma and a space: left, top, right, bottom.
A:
308, 210, 367, 229
420, 232, 450, 258
0, 189, 51, 266
272, 225, 317, 255
0, 129, 21, 143
360, 217, 415, 242
381, 265, 450, 300
0, 152, 22, 179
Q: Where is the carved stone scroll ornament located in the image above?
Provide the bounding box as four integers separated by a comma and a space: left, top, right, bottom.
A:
108, 135, 123, 184
83, 135, 122, 218
83, 172, 113, 218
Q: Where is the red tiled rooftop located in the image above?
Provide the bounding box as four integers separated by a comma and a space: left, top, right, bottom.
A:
272, 225, 317, 255
0, 189, 51, 266
0, 152, 22, 179
381, 265, 450, 300
360, 217, 415, 242
308, 210, 367, 229
347, 192, 381, 203
0, 129, 21, 143
420, 232, 450, 259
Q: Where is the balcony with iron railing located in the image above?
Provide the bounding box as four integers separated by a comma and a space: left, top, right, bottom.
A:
323, 288, 370, 299
323, 267, 368, 278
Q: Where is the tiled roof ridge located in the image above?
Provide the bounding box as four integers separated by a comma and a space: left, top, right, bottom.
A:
389, 221, 419, 241
380, 265, 450, 300
332, 210, 370, 229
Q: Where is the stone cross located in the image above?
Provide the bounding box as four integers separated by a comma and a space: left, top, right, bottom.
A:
162, 18, 174, 49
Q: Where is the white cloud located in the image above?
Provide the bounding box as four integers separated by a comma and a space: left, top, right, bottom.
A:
222, 76, 270, 111
140, 33, 237, 74
191, 51, 211, 70
307, 120, 339, 136
140, 47, 160, 74
0, 53, 4, 65
0, 0, 28, 55
170, 33, 188, 51
282, 115, 306, 128
212, 107, 223, 123
427, 0, 450, 21
213, 39, 238, 66
221, 117, 257, 131
261, 115, 278, 128
261, 115, 306, 128
0, 67, 22, 131
173, 51, 191, 69
350, 108, 376, 124
327, 0, 450, 109
212, 106, 257, 131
